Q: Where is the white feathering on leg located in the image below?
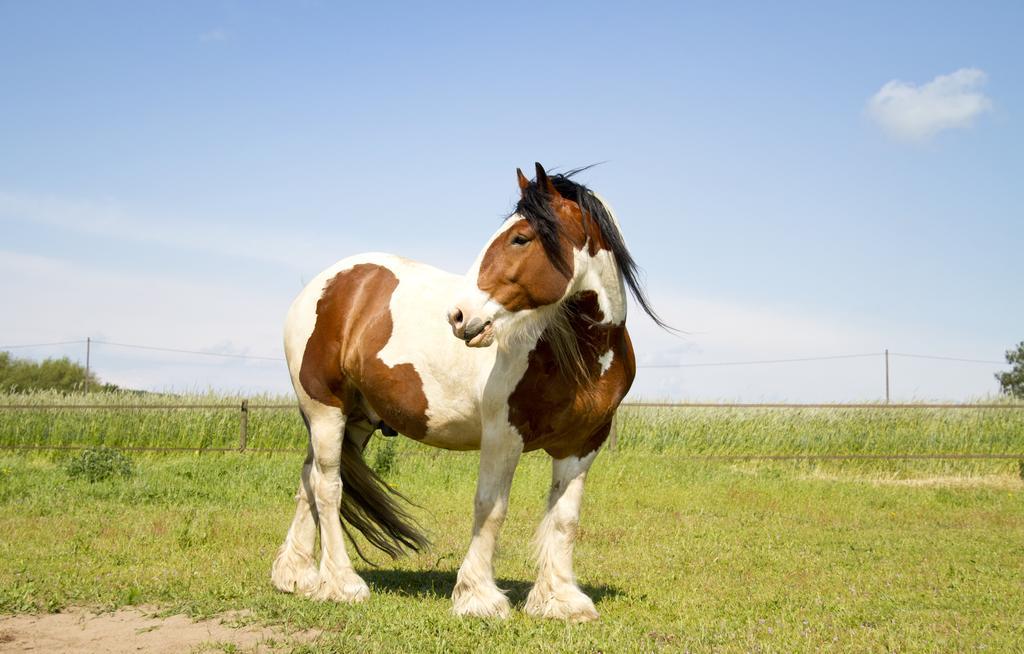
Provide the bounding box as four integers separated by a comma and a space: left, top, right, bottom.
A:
525, 453, 599, 622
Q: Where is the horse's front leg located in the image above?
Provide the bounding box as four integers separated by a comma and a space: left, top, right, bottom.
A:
451, 424, 523, 618
524, 450, 600, 622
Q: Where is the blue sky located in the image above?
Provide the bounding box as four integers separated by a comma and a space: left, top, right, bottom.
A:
1, 1, 1021, 400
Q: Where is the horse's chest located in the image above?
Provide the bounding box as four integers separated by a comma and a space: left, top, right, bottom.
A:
507, 325, 634, 459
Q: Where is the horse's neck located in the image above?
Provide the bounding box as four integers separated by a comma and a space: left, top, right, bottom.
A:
489, 249, 626, 386
571, 247, 627, 327
513, 254, 628, 385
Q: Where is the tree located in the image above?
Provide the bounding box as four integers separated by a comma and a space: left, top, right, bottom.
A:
0, 351, 117, 393
995, 342, 1024, 399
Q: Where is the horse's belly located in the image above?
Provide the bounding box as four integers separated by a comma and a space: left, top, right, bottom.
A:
420, 410, 482, 450
360, 377, 482, 450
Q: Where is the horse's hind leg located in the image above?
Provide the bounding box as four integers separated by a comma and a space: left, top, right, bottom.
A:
524, 450, 600, 622
271, 441, 319, 594
306, 406, 371, 602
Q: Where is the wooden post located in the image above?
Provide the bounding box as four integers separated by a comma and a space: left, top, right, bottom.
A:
885, 349, 890, 404
239, 399, 249, 452
84, 337, 91, 393
608, 412, 617, 451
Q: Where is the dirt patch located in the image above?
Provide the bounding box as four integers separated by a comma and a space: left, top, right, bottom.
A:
872, 475, 1023, 489
0, 606, 319, 653
802, 471, 1023, 490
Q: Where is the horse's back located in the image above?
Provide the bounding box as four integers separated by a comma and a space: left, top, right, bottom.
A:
285, 253, 492, 449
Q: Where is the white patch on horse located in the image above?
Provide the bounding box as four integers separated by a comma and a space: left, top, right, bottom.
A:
598, 350, 614, 375
571, 196, 628, 326
376, 259, 496, 450
565, 246, 626, 326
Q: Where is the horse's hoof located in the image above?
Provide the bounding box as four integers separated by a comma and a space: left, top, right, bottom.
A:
307, 572, 370, 603
524, 584, 599, 622
270, 546, 319, 594
451, 583, 511, 618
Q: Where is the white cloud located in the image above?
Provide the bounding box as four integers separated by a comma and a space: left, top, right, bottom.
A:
866, 68, 992, 142
199, 28, 230, 43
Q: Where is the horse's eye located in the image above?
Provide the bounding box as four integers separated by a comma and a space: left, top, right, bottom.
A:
511, 234, 531, 246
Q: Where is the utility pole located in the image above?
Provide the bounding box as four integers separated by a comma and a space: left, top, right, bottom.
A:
884, 348, 890, 404
85, 337, 91, 393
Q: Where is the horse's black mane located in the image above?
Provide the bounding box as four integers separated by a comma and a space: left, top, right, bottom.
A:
512, 166, 671, 331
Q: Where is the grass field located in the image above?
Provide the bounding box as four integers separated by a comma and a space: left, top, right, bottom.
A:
2, 393, 1024, 651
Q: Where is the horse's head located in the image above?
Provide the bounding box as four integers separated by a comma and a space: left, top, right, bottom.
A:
447, 162, 667, 348
447, 163, 588, 348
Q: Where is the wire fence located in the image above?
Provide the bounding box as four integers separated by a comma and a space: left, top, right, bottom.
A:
2, 399, 1023, 460
2, 336, 1020, 460
1, 338, 1009, 367
0, 335, 1011, 407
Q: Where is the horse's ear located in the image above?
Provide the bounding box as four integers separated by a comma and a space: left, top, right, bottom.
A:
516, 168, 530, 193
535, 162, 561, 198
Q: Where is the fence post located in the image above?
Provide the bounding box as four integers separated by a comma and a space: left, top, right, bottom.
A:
885, 349, 890, 404
85, 337, 91, 393
239, 399, 249, 452
608, 412, 617, 451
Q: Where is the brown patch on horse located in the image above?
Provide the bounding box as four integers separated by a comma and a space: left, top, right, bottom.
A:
477, 194, 590, 312
299, 264, 429, 439
477, 218, 573, 311
507, 291, 636, 459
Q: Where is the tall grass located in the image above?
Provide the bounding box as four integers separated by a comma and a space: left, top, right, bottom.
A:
615, 404, 1024, 456
1, 392, 1023, 470
0, 391, 303, 451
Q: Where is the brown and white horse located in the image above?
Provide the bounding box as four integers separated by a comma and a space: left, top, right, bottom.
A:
271, 163, 666, 622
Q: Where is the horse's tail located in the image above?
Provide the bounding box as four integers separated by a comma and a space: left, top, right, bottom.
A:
339, 430, 429, 562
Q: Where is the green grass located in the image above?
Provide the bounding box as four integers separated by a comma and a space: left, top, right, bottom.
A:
1, 445, 1023, 652
2, 392, 1024, 650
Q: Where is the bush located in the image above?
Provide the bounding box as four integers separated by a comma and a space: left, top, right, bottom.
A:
372, 438, 397, 477
0, 352, 116, 393
66, 447, 134, 483
995, 342, 1024, 399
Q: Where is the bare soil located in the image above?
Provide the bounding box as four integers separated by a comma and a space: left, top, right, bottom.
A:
0, 606, 319, 653
801, 471, 1024, 489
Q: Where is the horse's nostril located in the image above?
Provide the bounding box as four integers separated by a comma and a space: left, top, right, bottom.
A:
453, 309, 464, 325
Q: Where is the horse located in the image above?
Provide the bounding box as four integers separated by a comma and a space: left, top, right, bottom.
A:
270, 162, 667, 622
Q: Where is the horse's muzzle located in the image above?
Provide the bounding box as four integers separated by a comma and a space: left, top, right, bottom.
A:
447, 308, 494, 347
